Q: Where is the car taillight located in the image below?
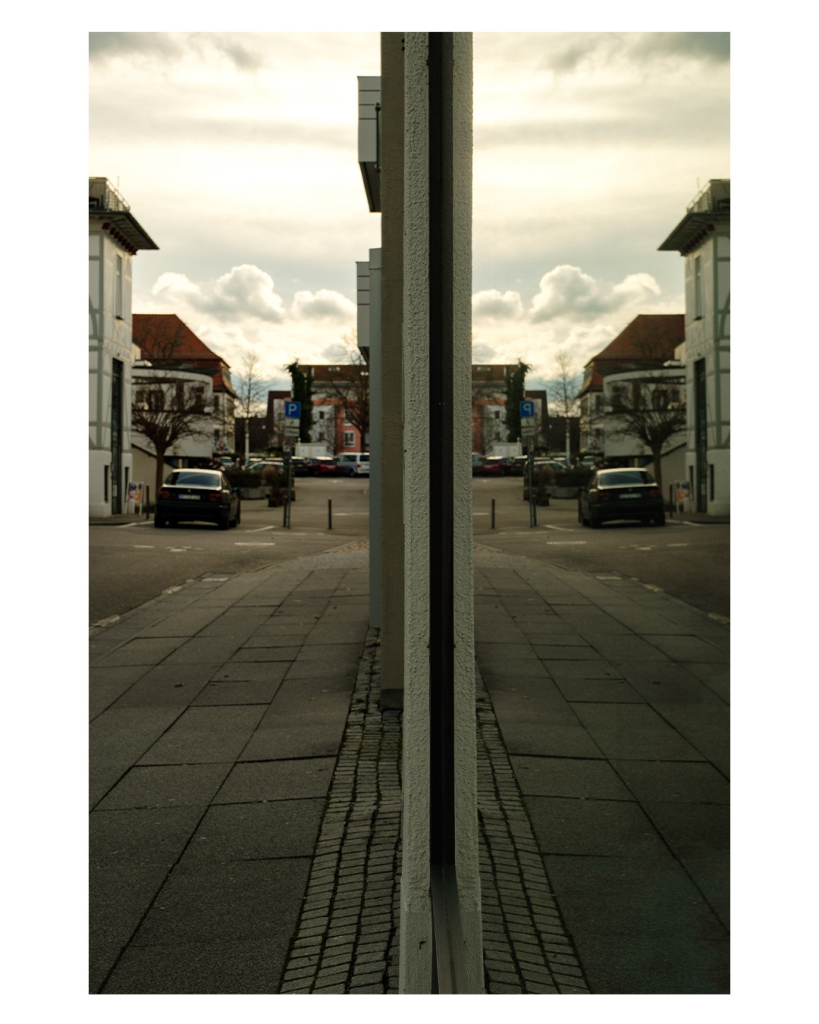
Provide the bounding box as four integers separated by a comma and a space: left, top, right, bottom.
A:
649, 487, 661, 497
598, 490, 612, 500
207, 491, 222, 502
158, 488, 170, 499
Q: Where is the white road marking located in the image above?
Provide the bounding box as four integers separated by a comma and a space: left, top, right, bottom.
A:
234, 542, 276, 546
543, 524, 574, 532
666, 543, 689, 547
678, 520, 705, 527
92, 614, 120, 628
133, 545, 155, 549
545, 541, 587, 545
245, 525, 278, 532
116, 522, 141, 528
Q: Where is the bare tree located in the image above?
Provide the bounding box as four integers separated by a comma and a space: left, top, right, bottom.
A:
132, 318, 216, 499
234, 349, 268, 460
546, 352, 580, 459
133, 373, 213, 500
605, 372, 686, 497
319, 331, 370, 450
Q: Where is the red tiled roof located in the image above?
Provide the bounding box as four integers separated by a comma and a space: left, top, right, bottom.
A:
581, 314, 684, 394
133, 314, 230, 370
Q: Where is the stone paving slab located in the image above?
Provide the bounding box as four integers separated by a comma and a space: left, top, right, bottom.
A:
90, 548, 727, 995
473, 554, 729, 995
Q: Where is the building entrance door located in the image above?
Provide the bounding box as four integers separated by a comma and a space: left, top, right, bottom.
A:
694, 359, 707, 513
111, 359, 123, 514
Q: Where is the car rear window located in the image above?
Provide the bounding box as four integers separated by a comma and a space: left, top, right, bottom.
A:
598, 470, 654, 486
168, 471, 222, 487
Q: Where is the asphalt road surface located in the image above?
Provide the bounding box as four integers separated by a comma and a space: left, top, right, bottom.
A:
90, 475, 729, 625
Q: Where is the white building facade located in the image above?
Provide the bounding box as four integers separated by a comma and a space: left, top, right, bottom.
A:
89, 178, 158, 515
659, 179, 730, 515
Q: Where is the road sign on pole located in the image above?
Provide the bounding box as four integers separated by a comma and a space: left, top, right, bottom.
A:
284, 401, 301, 419
520, 400, 535, 419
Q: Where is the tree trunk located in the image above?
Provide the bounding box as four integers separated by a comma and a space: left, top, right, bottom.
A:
651, 446, 664, 501
154, 452, 166, 507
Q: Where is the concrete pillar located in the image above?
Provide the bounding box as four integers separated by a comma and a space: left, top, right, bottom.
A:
379, 33, 405, 710
368, 248, 382, 628
399, 31, 481, 994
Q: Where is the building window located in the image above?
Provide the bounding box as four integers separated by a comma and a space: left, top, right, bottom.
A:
115, 255, 123, 319
694, 255, 702, 319
343, 431, 355, 448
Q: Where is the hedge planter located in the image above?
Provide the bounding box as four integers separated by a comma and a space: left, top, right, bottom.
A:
268, 489, 296, 507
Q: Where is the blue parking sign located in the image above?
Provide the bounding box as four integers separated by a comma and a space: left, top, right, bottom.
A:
520, 400, 535, 418
285, 401, 301, 419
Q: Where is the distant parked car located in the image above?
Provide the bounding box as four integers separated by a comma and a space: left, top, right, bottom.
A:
578, 467, 664, 528
247, 459, 283, 473
155, 469, 240, 530
472, 454, 504, 476
336, 452, 370, 477
509, 455, 528, 476
314, 457, 338, 475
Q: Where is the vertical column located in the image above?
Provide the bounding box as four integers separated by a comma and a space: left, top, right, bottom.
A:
379, 33, 406, 710
400, 30, 480, 994
368, 248, 382, 628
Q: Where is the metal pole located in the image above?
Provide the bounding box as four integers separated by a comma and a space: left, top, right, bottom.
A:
287, 456, 294, 528
328, 498, 333, 530
491, 498, 495, 529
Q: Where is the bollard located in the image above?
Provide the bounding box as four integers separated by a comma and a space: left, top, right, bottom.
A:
491, 498, 495, 529
328, 498, 333, 530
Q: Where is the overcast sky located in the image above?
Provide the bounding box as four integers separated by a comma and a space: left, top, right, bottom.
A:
89, 31, 729, 391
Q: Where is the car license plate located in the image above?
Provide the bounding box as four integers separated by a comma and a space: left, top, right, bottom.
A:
621, 492, 640, 499
179, 494, 199, 500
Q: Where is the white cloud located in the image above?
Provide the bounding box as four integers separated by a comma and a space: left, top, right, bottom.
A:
610, 272, 662, 305
530, 265, 664, 323
212, 265, 287, 322
530, 266, 602, 322
150, 271, 205, 309
291, 289, 356, 322
472, 289, 524, 322
469, 263, 681, 385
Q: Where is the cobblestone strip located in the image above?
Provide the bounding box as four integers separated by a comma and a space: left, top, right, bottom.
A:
278, 631, 402, 994
476, 684, 590, 994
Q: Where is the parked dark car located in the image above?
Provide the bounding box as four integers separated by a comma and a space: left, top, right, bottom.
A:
290, 457, 308, 476
509, 455, 528, 476
155, 469, 241, 530
578, 468, 664, 528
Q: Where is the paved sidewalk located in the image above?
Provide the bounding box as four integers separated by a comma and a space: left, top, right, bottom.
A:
89, 548, 728, 994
